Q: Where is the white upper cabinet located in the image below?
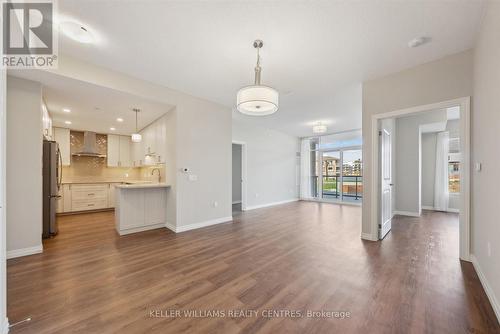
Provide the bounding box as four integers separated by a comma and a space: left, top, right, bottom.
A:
108, 134, 132, 167
155, 116, 167, 163
107, 134, 120, 167
131, 141, 143, 167
119, 136, 132, 167
42, 103, 53, 140
53, 127, 71, 166
128, 115, 168, 167
144, 124, 156, 156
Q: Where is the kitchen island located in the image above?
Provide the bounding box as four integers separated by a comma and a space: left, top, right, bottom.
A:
115, 183, 171, 235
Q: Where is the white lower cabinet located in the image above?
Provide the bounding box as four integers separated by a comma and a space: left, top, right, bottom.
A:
116, 189, 145, 230
115, 185, 169, 235
145, 188, 167, 225
57, 183, 122, 213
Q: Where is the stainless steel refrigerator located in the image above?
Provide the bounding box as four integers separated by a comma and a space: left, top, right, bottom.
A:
43, 140, 62, 238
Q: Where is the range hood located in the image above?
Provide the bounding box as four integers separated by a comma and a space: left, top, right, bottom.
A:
72, 131, 106, 158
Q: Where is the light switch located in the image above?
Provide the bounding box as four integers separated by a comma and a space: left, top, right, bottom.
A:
475, 162, 482, 172
188, 174, 198, 181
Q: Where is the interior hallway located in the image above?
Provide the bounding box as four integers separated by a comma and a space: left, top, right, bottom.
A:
6, 203, 499, 333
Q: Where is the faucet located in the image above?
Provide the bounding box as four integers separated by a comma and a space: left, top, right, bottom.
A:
151, 168, 161, 183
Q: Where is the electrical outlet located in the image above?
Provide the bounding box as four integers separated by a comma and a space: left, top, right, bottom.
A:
213, 201, 218, 208
487, 242, 491, 257
255, 193, 259, 198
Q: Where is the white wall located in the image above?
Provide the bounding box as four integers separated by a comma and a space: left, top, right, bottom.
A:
232, 120, 299, 209
164, 111, 177, 227
421, 133, 437, 208
394, 110, 446, 214
471, 1, 500, 320
362, 50, 473, 238
232, 144, 242, 203
6, 76, 43, 256
0, 66, 8, 332
175, 99, 232, 228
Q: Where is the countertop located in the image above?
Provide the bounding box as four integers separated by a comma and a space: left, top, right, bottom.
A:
62, 180, 152, 185
115, 183, 171, 189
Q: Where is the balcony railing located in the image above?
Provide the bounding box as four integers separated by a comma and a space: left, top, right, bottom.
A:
311, 175, 362, 200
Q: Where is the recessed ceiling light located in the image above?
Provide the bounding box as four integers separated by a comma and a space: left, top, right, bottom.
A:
64, 121, 72, 125
63, 108, 71, 113
60, 21, 94, 44
313, 122, 327, 134
116, 118, 124, 122
408, 36, 431, 48
110, 127, 116, 131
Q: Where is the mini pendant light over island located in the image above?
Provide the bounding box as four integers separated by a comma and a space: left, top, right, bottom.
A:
131, 108, 142, 143
237, 40, 279, 116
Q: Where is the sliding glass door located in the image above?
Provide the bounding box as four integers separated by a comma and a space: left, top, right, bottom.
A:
321, 151, 340, 200
319, 148, 362, 203
341, 149, 362, 202
302, 130, 362, 203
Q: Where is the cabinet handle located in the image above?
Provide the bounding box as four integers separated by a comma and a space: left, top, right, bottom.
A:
88, 193, 95, 196
88, 203, 94, 207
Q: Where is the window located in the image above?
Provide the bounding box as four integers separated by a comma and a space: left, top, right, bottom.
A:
448, 161, 460, 193
304, 130, 362, 203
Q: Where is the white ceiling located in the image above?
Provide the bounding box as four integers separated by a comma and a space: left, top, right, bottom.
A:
52, 1, 484, 137
12, 71, 172, 135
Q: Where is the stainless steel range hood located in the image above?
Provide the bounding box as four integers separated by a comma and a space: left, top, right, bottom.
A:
72, 131, 106, 158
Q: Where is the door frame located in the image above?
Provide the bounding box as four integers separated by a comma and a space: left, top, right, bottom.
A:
370, 97, 471, 261
232, 141, 247, 211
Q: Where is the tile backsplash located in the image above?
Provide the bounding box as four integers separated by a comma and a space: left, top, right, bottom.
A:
62, 158, 141, 182
62, 130, 165, 183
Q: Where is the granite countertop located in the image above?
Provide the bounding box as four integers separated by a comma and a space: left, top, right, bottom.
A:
115, 183, 171, 189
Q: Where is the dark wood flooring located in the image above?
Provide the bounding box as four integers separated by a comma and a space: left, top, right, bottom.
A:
7, 202, 500, 333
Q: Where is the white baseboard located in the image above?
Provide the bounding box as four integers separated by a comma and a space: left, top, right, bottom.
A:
361, 232, 378, 241
165, 222, 176, 233
118, 223, 166, 236
232, 200, 242, 205
393, 210, 421, 217
471, 255, 500, 323
7, 244, 43, 259
244, 198, 298, 211
422, 206, 459, 213
174, 216, 233, 233
1, 317, 8, 334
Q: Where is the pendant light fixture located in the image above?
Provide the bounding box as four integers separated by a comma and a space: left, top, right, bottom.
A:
237, 40, 279, 116
131, 108, 142, 143
313, 122, 327, 134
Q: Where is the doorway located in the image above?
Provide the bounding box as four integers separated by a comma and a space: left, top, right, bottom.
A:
372, 97, 470, 261
232, 142, 245, 213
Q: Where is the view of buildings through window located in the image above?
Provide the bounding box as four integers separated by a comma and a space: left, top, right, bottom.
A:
309, 130, 362, 203
448, 160, 460, 193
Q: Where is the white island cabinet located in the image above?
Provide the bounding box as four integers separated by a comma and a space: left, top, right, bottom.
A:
115, 183, 170, 235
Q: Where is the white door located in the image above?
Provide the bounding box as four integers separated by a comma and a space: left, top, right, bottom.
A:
379, 121, 393, 239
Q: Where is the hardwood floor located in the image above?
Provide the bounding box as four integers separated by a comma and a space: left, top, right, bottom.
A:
7, 202, 500, 333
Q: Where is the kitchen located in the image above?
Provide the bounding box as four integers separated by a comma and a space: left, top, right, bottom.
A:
40, 75, 174, 239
